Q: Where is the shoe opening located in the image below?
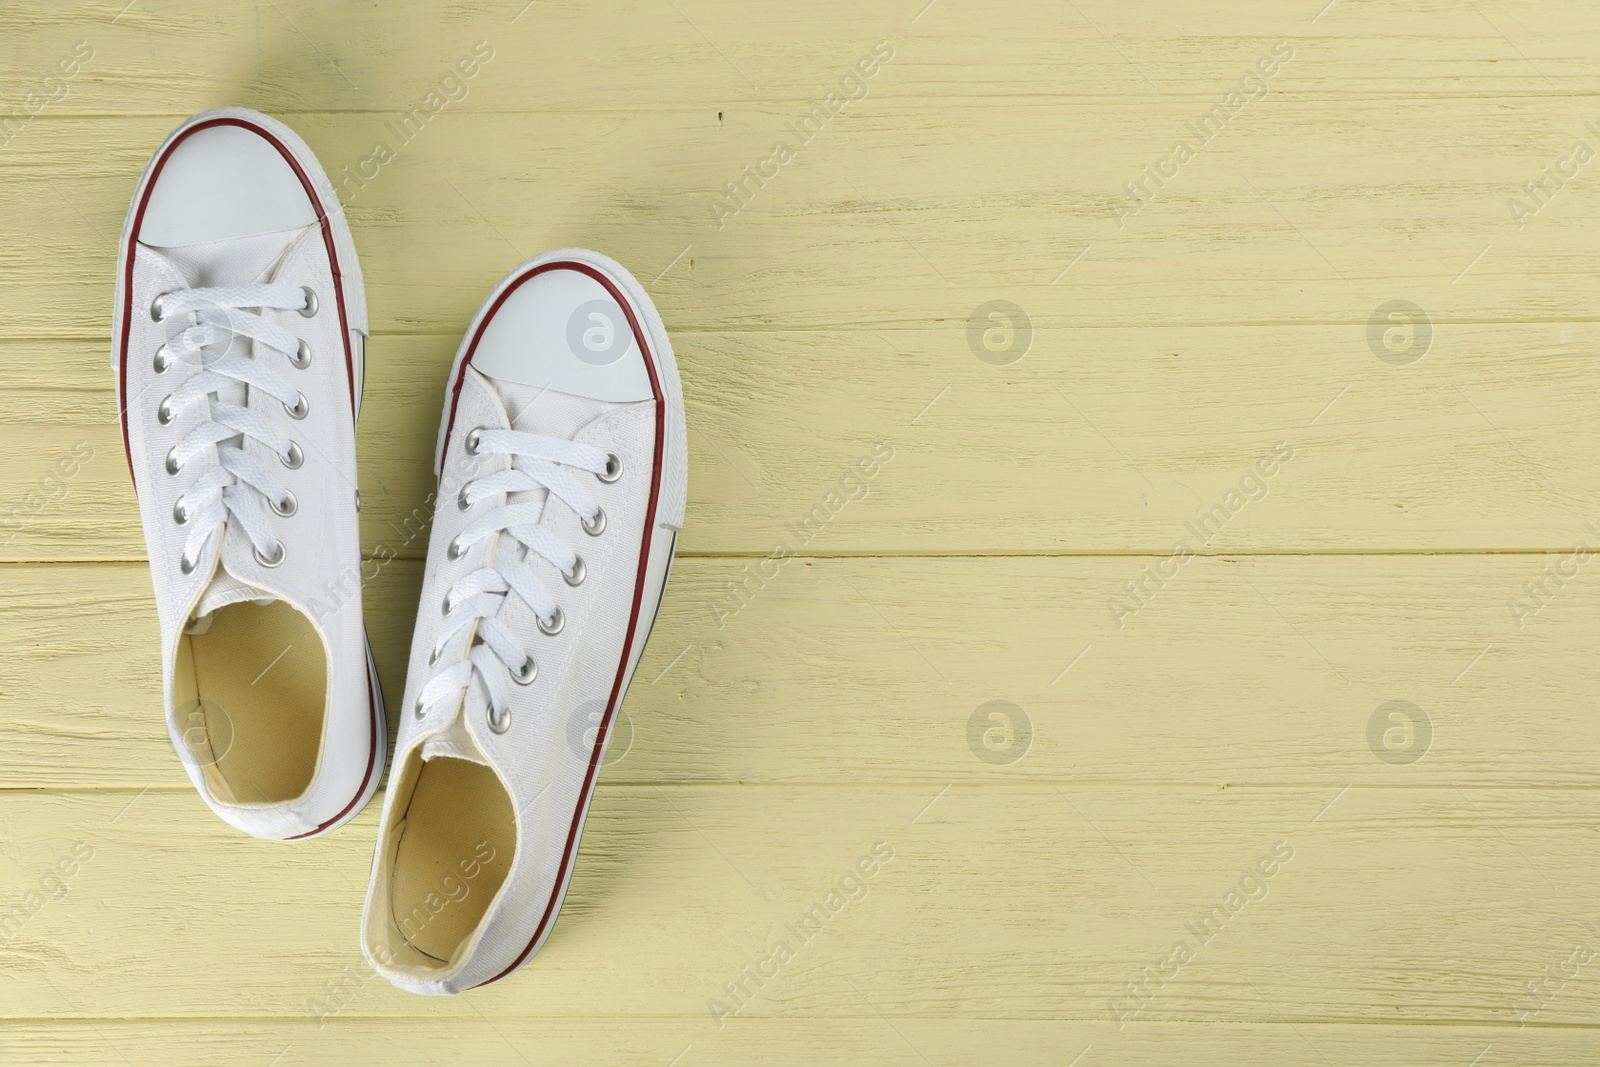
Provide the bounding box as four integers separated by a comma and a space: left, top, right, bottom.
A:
368, 747, 516, 975
174, 599, 327, 806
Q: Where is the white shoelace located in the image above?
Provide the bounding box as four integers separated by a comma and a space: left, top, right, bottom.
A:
155, 284, 314, 574
415, 428, 617, 733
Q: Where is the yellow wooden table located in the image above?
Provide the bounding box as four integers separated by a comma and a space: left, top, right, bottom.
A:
3, 2, 1598, 1063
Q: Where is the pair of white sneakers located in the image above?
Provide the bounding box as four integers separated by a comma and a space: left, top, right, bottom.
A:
112, 109, 687, 994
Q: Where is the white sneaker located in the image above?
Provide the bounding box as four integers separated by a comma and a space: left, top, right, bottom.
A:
360, 249, 687, 994
112, 108, 386, 840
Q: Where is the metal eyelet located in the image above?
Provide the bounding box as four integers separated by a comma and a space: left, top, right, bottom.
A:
447, 535, 468, 561
272, 490, 297, 517
354, 489, 361, 512
298, 287, 319, 318
154, 345, 173, 373
413, 696, 427, 720
442, 594, 456, 618
510, 656, 537, 685
582, 507, 606, 536
165, 447, 183, 475
150, 293, 170, 322
254, 541, 286, 568
157, 395, 176, 426
563, 556, 586, 587
281, 442, 303, 469
179, 553, 197, 575
487, 703, 511, 734
598, 452, 622, 483
284, 392, 309, 420
538, 607, 564, 636
457, 485, 473, 511
428, 644, 443, 666
464, 427, 485, 455
291, 339, 312, 369
173, 498, 189, 526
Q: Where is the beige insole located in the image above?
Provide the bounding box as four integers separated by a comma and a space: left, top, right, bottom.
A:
389, 757, 516, 963
183, 600, 326, 805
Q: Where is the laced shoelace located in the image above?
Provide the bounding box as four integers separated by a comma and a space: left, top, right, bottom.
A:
153, 284, 317, 574
414, 427, 622, 733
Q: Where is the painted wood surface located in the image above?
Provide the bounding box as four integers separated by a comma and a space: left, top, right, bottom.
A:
2, 0, 1598, 1064
1, 558, 1596, 788
6, 321, 1600, 559
1, 786, 1596, 1026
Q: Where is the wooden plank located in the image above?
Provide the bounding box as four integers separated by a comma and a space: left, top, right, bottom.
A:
0, 1019, 1586, 1067
7, 315, 1600, 561
5, 556, 1597, 788
4, 0, 1600, 114
7, 90, 1600, 338
0, 784, 1595, 1024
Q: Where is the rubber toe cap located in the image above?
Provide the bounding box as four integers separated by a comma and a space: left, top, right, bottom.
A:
140, 122, 319, 246
472, 266, 655, 403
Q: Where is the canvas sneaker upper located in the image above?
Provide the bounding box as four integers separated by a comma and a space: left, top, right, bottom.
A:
361, 250, 686, 994
113, 109, 385, 841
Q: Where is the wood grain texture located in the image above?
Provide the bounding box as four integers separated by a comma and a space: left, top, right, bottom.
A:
3, 1021, 1593, 1067
5, 320, 1599, 558
3, 0, 1599, 1063
1, 785, 1598, 1027
10, 99, 1600, 336
7, 1, 1600, 114
4, 557, 1599, 788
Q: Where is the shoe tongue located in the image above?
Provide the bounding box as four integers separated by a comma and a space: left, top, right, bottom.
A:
186, 568, 275, 634
158, 229, 314, 638
145, 226, 306, 288
465, 375, 614, 521
420, 710, 492, 767
415, 378, 617, 768
495, 377, 614, 437
147, 228, 308, 426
